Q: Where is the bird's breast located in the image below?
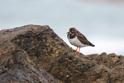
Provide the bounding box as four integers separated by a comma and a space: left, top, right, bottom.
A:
68, 36, 86, 47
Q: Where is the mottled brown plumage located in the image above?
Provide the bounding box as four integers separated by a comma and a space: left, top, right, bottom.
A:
68, 28, 95, 47
67, 27, 95, 54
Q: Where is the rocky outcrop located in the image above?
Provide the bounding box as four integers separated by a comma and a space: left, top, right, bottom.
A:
0, 25, 124, 83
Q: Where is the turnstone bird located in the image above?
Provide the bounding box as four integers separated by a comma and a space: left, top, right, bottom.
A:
67, 27, 95, 54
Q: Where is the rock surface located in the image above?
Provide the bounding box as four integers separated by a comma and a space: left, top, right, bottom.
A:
0, 24, 124, 83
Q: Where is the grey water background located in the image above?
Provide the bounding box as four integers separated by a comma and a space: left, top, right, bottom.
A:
0, 0, 124, 55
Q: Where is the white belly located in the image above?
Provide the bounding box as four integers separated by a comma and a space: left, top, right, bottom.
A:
68, 37, 86, 47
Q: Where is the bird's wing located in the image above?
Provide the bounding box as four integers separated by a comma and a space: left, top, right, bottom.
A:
76, 30, 95, 46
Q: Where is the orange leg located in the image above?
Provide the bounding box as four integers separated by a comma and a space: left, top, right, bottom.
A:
75, 47, 80, 55
78, 47, 80, 54
75, 47, 78, 52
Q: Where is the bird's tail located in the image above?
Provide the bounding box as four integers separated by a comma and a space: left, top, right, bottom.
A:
89, 41, 95, 47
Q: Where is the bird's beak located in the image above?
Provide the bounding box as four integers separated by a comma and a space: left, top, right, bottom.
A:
66, 32, 69, 34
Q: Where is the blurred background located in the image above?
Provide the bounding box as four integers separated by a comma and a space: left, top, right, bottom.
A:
0, 0, 124, 55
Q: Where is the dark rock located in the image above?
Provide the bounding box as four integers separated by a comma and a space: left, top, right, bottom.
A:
0, 25, 61, 83
0, 24, 124, 83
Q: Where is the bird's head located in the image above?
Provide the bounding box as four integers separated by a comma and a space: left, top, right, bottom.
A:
69, 27, 77, 34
